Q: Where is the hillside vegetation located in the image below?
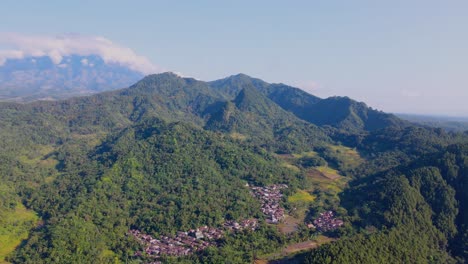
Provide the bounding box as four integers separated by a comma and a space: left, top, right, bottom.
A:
0, 73, 466, 263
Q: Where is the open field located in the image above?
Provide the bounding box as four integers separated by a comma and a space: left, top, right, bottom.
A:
288, 190, 316, 203
292, 151, 318, 159
257, 235, 335, 263
17, 145, 55, 166
277, 215, 301, 234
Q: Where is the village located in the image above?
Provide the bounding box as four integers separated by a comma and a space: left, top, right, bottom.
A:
130, 184, 343, 259
250, 184, 288, 224
129, 227, 217, 257
223, 218, 259, 232
129, 219, 259, 258
308, 210, 344, 232
250, 184, 343, 232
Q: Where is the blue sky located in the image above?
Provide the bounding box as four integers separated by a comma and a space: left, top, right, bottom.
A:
1, 0, 467, 116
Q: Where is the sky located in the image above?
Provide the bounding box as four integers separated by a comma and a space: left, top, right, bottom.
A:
1, 0, 467, 116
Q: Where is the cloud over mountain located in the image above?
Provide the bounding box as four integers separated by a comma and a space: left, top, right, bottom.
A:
0, 32, 161, 74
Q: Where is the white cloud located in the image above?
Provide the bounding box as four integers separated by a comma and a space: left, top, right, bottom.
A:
0, 50, 24, 64
0, 32, 162, 74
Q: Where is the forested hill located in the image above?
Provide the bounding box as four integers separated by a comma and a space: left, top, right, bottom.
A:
0, 72, 410, 134
1, 72, 467, 263
9, 118, 299, 263
210, 73, 408, 133
0, 72, 225, 133
0, 72, 411, 149
303, 143, 468, 263
205, 86, 330, 152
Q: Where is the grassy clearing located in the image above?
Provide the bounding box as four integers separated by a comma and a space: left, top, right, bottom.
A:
315, 166, 341, 180
277, 215, 301, 235
288, 190, 316, 203
305, 177, 348, 214
281, 162, 301, 172
70, 132, 106, 147
277, 149, 348, 212
316, 178, 346, 193
326, 144, 363, 169
284, 235, 334, 254
0, 203, 39, 263
304, 168, 348, 205
316, 166, 340, 176
292, 151, 318, 159
307, 172, 347, 193
278, 150, 349, 197
15, 144, 60, 185
257, 235, 335, 262
17, 144, 56, 166
38, 158, 58, 168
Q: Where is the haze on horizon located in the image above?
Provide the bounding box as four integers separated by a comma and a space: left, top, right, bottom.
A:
1, 0, 467, 117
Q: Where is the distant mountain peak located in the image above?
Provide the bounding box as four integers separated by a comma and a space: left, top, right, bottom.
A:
0, 54, 145, 102
221, 73, 266, 84
230, 73, 255, 80
139, 71, 183, 81
227, 73, 253, 78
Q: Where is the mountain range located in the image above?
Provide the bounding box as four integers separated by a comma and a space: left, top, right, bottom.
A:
0, 55, 407, 134
0, 70, 466, 263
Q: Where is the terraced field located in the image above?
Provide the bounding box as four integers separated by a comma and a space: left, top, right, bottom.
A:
325, 144, 364, 169
305, 168, 348, 203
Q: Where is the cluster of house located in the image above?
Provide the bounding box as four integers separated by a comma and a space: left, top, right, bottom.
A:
129, 219, 260, 258
307, 211, 344, 232
250, 184, 288, 224
223, 218, 258, 231
129, 229, 215, 257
